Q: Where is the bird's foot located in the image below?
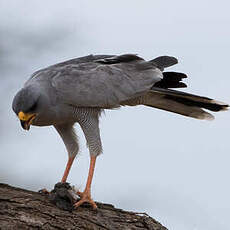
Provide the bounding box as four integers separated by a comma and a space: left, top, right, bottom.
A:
38, 188, 50, 195
74, 190, 97, 209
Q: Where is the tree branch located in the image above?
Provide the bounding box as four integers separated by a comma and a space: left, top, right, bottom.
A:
0, 183, 167, 230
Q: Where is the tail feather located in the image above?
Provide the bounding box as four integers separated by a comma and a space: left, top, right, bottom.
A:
120, 54, 229, 120
121, 88, 229, 120
149, 56, 178, 70
154, 72, 187, 89
141, 93, 213, 120
150, 87, 229, 112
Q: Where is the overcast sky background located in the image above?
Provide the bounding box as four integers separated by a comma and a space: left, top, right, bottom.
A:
0, 1, 229, 229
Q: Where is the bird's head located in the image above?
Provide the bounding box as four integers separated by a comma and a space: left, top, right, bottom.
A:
12, 86, 41, 130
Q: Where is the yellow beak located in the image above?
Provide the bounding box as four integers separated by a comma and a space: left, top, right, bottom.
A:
18, 111, 36, 130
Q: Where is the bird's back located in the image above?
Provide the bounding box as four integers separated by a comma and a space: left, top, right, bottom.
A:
25, 54, 163, 108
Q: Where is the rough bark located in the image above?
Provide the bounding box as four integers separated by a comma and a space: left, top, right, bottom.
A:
0, 183, 167, 230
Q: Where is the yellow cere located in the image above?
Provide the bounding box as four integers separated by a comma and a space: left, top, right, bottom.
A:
18, 111, 34, 121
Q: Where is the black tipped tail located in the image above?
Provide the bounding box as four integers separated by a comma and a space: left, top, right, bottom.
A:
145, 87, 229, 120
151, 87, 229, 112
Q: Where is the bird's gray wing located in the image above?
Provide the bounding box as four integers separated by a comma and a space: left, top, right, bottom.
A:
50, 54, 163, 108
28, 54, 114, 81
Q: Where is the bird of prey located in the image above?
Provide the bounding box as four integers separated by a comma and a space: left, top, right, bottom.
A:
12, 54, 228, 209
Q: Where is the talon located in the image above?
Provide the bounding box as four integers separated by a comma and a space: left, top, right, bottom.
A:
74, 192, 97, 209
38, 188, 50, 194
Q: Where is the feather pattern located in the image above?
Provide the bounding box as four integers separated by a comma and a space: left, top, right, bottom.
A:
27, 54, 162, 108
23, 53, 228, 121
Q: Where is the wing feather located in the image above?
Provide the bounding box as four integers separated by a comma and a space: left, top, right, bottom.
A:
49, 55, 162, 108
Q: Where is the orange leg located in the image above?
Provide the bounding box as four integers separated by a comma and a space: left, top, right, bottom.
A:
61, 156, 75, 183
74, 155, 97, 209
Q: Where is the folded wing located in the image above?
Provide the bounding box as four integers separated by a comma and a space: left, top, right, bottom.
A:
51, 54, 162, 108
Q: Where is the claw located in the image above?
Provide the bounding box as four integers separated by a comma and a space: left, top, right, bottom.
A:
38, 188, 50, 194
74, 191, 97, 209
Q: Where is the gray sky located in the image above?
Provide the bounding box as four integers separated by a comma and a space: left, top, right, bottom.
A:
0, 1, 229, 229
